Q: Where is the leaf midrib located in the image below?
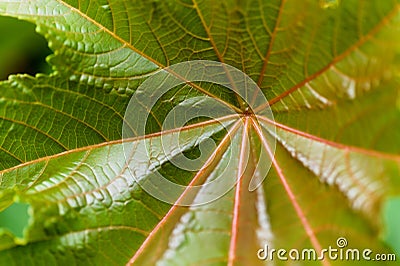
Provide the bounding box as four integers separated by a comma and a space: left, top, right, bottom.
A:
227, 117, 250, 266
258, 115, 400, 161
251, 118, 331, 266
127, 119, 243, 265
256, 0, 286, 87
255, 3, 400, 112
56, 0, 242, 113
0, 114, 239, 176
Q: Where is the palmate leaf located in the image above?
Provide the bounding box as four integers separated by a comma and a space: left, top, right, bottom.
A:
0, 0, 399, 265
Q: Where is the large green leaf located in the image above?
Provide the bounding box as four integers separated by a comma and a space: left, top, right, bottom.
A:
0, 0, 399, 265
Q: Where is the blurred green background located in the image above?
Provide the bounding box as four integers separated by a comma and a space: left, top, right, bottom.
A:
0, 16, 51, 80
0, 13, 398, 260
383, 197, 400, 258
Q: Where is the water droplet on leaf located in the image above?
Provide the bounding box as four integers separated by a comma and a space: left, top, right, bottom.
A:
69, 74, 78, 81
103, 83, 113, 92
319, 0, 340, 9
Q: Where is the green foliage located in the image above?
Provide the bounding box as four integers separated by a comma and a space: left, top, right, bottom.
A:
0, 0, 399, 265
